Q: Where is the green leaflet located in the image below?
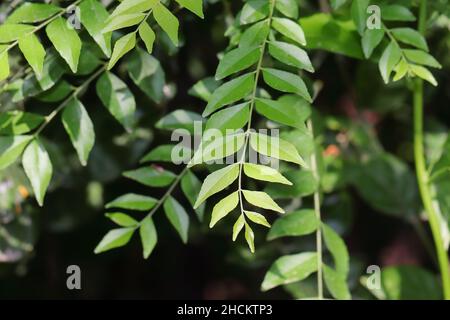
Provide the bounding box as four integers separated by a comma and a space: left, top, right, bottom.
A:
351, 0, 369, 35
46, 17, 81, 73
322, 223, 350, 276
378, 42, 401, 84
123, 167, 176, 187
163, 196, 189, 243
175, 0, 204, 18
108, 33, 136, 70
239, 20, 270, 48
210, 191, 239, 228
243, 163, 292, 185
140, 144, 192, 163
0, 23, 34, 43
215, 46, 261, 80
140, 216, 157, 259
6, 3, 60, 24
275, 0, 299, 19
240, 0, 269, 25
361, 29, 385, 59
267, 209, 319, 240
255, 97, 309, 129
138, 22, 156, 54
391, 28, 428, 52
268, 41, 314, 72
153, 2, 179, 46
0, 111, 44, 135
205, 102, 250, 134
262, 68, 312, 102
380, 5, 416, 22
244, 222, 255, 253
232, 214, 245, 241
0, 135, 33, 170
18, 33, 45, 77
96, 71, 136, 131
94, 228, 135, 254
156, 110, 202, 134
181, 170, 205, 221
244, 211, 270, 228
22, 139, 53, 207
194, 164, 240, 208
102, 13, 146, 33
109, 0, 158, 18
106, 212, 138, 227
106, 193, 157, 211
323, 264, 351, 300
272, 17, 306, 46
61, 98, 95, 166
0, 46, 9, 81
242, 190, 284, 213
203, 73, 255, 117
261, 252, 318, 291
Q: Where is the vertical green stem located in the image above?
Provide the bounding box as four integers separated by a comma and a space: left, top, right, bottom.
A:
307, 119, 323, 300
413, 0, 450, 300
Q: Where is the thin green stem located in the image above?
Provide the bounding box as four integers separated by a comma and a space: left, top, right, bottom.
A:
413, 0, 450, 300
307, 119, 323, 300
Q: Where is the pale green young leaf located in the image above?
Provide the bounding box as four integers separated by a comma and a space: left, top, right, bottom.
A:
18, 33, 45, 76
410, 65, 437, 86
210, 191, 239, 228
108, 33, 136, 70
268, 41, 314, 72
272, 18, 306, 46
239, 20, 270, 48
96, 71, 136, 131
123, 167, 176, 187
268, 209, 319, 240
240, 0, 269, 25
140, 216, 157, 259
249, 132, 307, 166
205, 102, 250, 134
261, 252, 318, 291
22, 139, 53, 206
393, 59, 409, 82
232, 214, 245, 241
94, 228, 135, 254
79, 0, 112, 57
139, 22, 156, 54
215, 46, 261, 80
109, 0, 158, 19
275, 0, 299, 19
243, 163, 292, 185
46, 17, 81, 73
181, 170, 205, 221
153, 2, 179, 46
323, 265, 351, 300
194, 164, 239, 208
351, 0, 369, 35
176, 0, 204, 18
245, 211, 270, 228
262, 68, 312, 102
244, 222, 255, 253
242, 190, 284, 213
61, 98, 95, 166
391, 28, 428, 51
203, 73, 255, 117
379, 42, 401, 84
0, 24, 34, 43
102, 13, 146, 33
106, 212, 138, 227
7, 3, 60, 23
404, 49, 441, 69
163, 196, 189, 243
322, 223, 349, 276
0, 135, 33, 170
362, 29, 385, 59
106, 193, 157, 211
0, 111, 44, 135
0, 47, 9, 81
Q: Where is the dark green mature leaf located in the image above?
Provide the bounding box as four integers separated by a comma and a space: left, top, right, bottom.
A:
181, 170, 205, 221
215, 46, 261, 80
37, 80, 72, 102
240, 0, 269, 25
203, 73, 255, 117
268, 41, 314, 72
79, 0, 112, 57
210, 191, 239, 228
6, 3, 60, 23
362, 29, 385, 58
261, 252, 318, 291
128, 48, 165, 103
239, 19, 270, 48
391, 28, 428, 51
106, 193, 157, 211
123, 167, 176, 187
0, 111, 44, 135
262, 68, 312, 102
380, 5, 416, 22
351, 0, 369, 35
96, 72, 136, 131
194, 164, 240, 208
268, 209, 318, 240
163, 196, 189, 243
381, 266, 442, 300
62, 98, 95, 166
156, 110, 203, 134
140, 216, 157, 259
94, 228, 135, 254
46, 17, 81, 73
140, 144, 191, 163
22, 139, 53, 206
153, 2, 179, 46
255, 97, 308, 129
